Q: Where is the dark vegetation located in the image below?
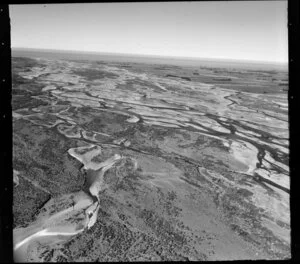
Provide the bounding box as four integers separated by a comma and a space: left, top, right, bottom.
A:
72, 69, 118, 81
165, 74, 191, 81
212, 77, 232, 81
13, 176, 50, 228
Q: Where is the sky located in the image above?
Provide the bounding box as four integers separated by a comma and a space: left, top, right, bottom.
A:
9, 1, 288, 63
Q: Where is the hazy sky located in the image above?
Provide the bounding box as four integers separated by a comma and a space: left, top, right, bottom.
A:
10, 1, 288, 63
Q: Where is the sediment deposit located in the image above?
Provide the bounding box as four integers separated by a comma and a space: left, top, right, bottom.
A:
12, 56, 290, 261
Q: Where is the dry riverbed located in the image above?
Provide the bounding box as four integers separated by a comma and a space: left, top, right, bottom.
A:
12, 55, 290, 261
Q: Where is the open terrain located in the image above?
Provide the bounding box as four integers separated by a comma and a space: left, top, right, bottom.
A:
12, 54, 289, 261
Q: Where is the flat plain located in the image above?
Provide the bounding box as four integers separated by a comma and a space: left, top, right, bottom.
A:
12, 53, 290, 261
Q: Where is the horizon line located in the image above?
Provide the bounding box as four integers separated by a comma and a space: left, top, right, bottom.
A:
12, 47, 288, 65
